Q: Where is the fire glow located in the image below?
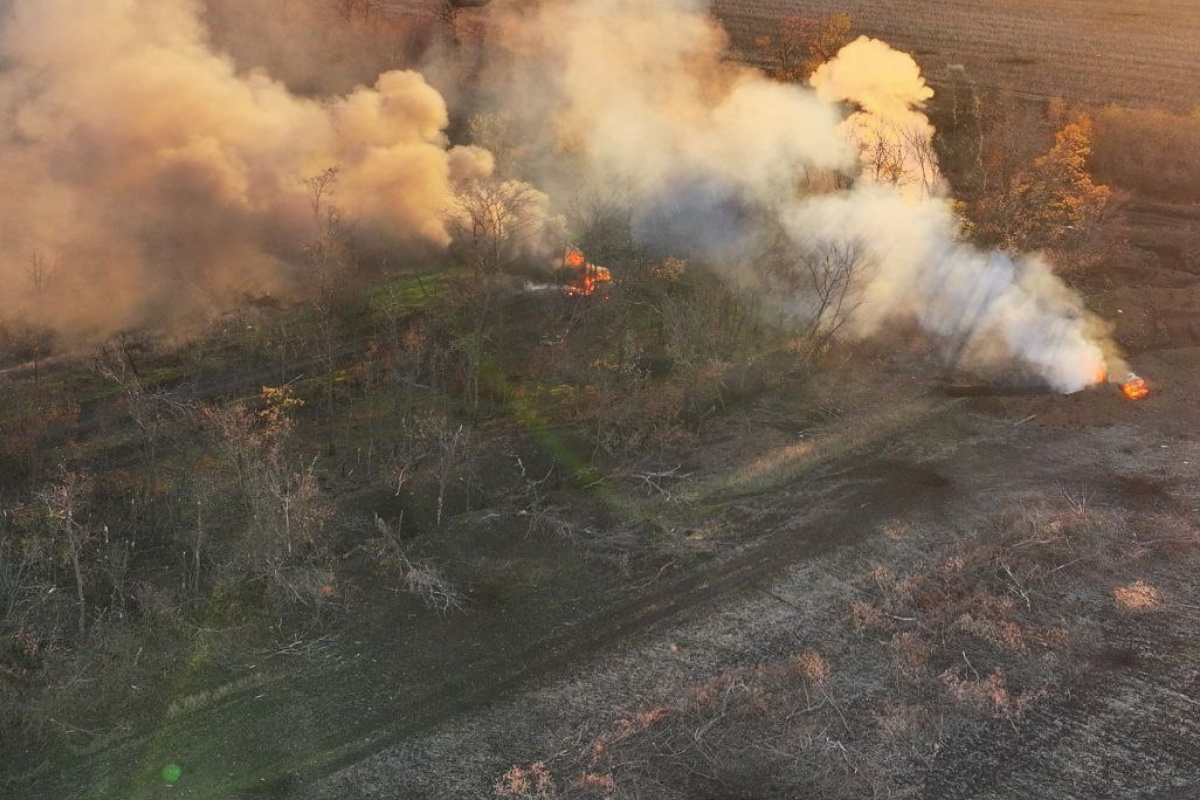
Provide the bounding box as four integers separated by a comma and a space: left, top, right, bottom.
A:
562, 247, 612, 298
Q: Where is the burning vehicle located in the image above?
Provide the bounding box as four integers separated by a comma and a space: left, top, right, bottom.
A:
561, 247, 613, 298
1098, 365, 1152, 401
943, 368, 1151, 401
1120, 372, 1150, 401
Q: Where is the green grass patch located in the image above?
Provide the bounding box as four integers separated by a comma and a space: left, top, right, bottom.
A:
366, 271, 459, 318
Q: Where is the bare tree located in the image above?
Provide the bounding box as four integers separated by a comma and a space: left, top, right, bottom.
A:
27, 252, 54, 296
449, 179, 546, 281
564, 190, 639, 268
304, 166, 350, 420
754, 233, 866, 355
755, 13, 852, 82
434, 423, 468, 528
468, 112, 528, 179
427, 0, 460, 26
203, 388, 334, 603
333, 0, 383, 23
446, 179, 547, 406
806, 13, 853, 74
901, 124, 944, 199
37, 470, 94, 640
94, 337, 193, 541
798, 242, 867, 353
861, 132, 910, 188
304, 166, 340, 219
17, 252, 58, 400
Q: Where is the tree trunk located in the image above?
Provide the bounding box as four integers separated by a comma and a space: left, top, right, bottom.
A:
70, 541, 86, 640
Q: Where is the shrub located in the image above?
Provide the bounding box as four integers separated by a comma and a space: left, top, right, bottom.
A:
368, 515, 463, 614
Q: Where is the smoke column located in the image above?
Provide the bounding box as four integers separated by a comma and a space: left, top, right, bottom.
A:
484, 0, 1121, 391
0, 0, 495, 337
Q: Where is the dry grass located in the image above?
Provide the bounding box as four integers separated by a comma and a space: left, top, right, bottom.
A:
1113, 579, 1162, 610
488, 645, 863, 800
165, 670, 271, 719
845, 499, 1132, 664
939, 666, 1048, 721
494, 761, 556, 799
492, 489, 1198, 798
703, 397, 946, 499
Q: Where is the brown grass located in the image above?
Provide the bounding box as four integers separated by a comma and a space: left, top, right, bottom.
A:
1113, 579, 1162, 610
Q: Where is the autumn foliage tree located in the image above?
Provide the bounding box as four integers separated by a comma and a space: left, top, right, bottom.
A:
980, 115, 1111, 251
447, 179, 550, 407
755, 13, 852, 83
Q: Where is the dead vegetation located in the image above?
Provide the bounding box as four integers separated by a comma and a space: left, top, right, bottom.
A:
1092, 105, 1200, 202
368, 514, 464, 614
484, 488, 1200, 798
0, 189, 831, 775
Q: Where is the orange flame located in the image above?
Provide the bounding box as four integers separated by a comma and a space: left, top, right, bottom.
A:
1121, 374, 1149, 401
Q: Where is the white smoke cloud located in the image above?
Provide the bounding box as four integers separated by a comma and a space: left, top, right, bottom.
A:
482, 0, 1119, 391
811, 36, 943, 198
782, 189, 1109, 391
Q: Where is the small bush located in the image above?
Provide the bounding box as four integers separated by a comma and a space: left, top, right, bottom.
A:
369, 515, 463, 614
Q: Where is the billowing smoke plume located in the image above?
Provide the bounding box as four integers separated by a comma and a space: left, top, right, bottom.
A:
810, 36, 941, 198
2, 0, 1121, 389
0, 0, 496, 337
482, 0, 1120, 391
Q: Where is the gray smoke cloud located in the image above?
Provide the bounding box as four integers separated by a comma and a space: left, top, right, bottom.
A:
480, 0, 1122, 391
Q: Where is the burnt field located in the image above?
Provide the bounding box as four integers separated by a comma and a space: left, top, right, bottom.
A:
715, 0, 1200, 108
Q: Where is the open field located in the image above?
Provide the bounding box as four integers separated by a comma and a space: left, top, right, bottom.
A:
714, 0, 1200, 108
